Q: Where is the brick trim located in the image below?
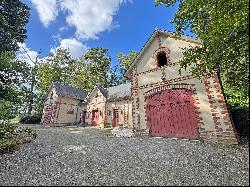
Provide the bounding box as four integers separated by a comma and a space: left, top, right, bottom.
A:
139, 75, 194, 90
131, 66, 140, 130
144, 83, 196, 97
202, 73, 238, 144
153, 47, 172, 68
137, 61, 178, 76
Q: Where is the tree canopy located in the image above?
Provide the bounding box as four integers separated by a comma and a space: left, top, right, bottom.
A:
156, 0, 249, 107
0, 0, 30, 120
38, 47, 75, 93
117, 51, 138, 84
0, 51, 29, 102
0, 0, 30, 53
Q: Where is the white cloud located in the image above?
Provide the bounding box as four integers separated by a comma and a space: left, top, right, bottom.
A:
32, 0, 130, 39
51, 38, 88, 58
59, 26, 68, 32
60, 0, 127, 40
31, 0, 58, 27
17, 43, 39, 66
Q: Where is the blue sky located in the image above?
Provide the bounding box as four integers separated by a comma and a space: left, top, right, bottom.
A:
20, 0, 189, 67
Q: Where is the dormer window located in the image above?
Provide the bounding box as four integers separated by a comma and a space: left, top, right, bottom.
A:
157, 52, 168, 67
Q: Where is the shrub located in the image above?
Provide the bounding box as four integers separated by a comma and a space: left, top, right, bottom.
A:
0, 122, 37, 154
229, 106, 249, 141
0, 100, 17, 121
19, 114, 42, 124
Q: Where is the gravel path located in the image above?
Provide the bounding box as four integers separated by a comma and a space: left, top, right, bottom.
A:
0, 125, 249, 186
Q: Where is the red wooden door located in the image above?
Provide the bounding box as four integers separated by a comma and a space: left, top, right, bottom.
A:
92, 110, 99, 126
112, 109, 119, 127
146, 89, 198, 139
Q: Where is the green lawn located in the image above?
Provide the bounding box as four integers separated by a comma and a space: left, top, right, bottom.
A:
9, 116, 20, 123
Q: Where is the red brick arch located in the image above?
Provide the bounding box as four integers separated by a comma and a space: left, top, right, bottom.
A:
152, 47, 172, 67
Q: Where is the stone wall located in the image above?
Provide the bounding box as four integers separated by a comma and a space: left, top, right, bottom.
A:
106, 99, 133, 128
85, 90, 106, 128
41, 88, 83, 125
56, 97, 82, 124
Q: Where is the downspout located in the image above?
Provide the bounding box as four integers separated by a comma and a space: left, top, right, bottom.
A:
76, 102, 79, 122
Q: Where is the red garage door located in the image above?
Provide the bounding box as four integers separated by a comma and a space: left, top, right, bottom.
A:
146, 89, 198, 139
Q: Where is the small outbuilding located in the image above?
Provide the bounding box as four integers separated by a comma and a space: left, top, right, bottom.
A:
82, 83, 133, 128
41, 82, 133, 128
41, 82, 88, 125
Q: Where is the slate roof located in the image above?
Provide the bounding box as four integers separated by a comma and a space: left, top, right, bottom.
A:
107, 82, 131, 100
84, 82, 131, 102
96, 84, 109, 98
49, 82, 88, 101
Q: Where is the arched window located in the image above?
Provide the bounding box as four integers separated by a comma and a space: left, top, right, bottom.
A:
157, 52, 168, 67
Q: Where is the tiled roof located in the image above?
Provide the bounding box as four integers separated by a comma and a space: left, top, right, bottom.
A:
51, 82, 88, 101
107, 82, 131, 100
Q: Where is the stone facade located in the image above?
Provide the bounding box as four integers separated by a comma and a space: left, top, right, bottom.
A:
84, 89, 106, 128
126, 29, 238, 144
41, 83, 133, 128
41, 82, 88, 125
83, 85, 133, 128
41, 89, 84, 125
106, 99, 133, 128
41, 29, 238, 144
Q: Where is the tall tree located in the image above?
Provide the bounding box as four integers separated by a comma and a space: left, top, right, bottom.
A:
0, 51, 29, 120
19, 47, 42, 115
117, 51, 138, 84
0, 52, 29, 102
38, 47, 75, 93
0, 0, 30, 53
108, 64, 120, 87
156, 0, 249, 107
71, 58, 93, 91
0, 0, 30, 120
83, 48, 111, 89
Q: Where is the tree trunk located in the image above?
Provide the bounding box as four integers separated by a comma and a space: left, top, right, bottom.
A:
27, 70, 35, 115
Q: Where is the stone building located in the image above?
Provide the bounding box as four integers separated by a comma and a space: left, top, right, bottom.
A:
82, 83, 132, 128
41, 82, 88, 125
41, 29, 239, 144
41, 82, 133, 128
126, 29, 238, 144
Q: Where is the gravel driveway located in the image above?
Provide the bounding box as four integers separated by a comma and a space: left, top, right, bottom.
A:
0, 125, 249, 186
